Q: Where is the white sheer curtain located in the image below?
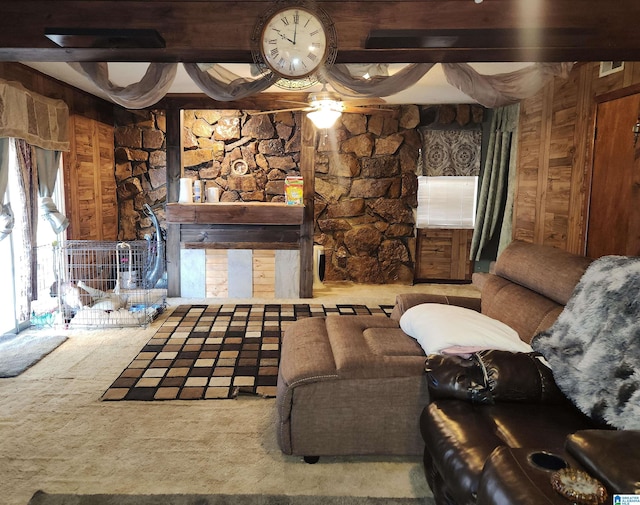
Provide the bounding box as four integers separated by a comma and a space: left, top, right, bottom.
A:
0, 137, 14, 241
67, 61, 574, 110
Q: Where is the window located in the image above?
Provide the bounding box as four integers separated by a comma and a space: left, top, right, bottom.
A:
416, 176, 478, 229
0, 140, 65, 335
0, 141, 26, 334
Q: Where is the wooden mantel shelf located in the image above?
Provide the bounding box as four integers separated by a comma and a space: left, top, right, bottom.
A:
166, 202, 304, 225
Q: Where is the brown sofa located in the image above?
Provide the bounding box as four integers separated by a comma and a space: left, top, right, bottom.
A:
276, 240, 577, 461
418, 243, 640, 504
276, 240, 631, 466
275, 290, 480, 461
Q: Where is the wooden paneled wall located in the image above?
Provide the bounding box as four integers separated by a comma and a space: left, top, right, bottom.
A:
513, 62, 640, 255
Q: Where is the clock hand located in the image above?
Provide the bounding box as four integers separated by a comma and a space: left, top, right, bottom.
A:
293, 17, 298, 44
277, 31, 295, 44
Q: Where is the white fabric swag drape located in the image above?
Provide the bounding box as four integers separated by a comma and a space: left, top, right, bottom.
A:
67, 61, 574, 109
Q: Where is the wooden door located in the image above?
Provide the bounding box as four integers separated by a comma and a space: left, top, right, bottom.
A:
63, 115, 118, 240
587, 93, 640, 258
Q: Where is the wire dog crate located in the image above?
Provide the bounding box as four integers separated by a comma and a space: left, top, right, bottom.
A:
55, 240, 166, 328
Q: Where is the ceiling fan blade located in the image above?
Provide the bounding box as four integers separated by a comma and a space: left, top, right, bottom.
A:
275, 99, 313, 107
342, 97, 387, 107
342, 105, 395, 115
249, 107, 311, 115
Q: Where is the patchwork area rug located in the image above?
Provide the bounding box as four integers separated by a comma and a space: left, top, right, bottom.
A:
29, 491, 434, 505
102, 303, 393, 401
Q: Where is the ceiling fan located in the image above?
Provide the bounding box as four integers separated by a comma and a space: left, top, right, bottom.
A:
251, 87, 393, 128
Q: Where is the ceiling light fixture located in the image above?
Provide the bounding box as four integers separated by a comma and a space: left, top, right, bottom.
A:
306, 91, 344, 129
307, 107, 342, 129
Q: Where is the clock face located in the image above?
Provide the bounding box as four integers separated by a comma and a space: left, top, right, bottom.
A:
260, 7, 328, 79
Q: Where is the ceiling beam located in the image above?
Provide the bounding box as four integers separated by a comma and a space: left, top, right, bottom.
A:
157, 92, 312, 111
2, 1, 640, 63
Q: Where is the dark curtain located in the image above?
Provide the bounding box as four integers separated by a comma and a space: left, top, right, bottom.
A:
470, 104, 520, 261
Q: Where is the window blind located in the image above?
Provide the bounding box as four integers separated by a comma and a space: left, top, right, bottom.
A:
416, 176, 478, 229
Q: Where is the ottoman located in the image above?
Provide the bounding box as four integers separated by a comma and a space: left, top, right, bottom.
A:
275, 314, 429, 461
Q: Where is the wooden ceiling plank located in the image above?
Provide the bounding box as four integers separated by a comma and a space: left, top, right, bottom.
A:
2, 1, 640, 63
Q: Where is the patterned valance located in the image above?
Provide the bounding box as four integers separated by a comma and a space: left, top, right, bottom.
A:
420, 130, 482, 176
0, 79, 70, 152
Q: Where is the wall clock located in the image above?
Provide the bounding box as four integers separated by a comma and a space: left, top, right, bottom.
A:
251, 2, 338, 90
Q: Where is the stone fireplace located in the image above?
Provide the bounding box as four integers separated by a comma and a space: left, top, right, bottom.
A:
313, 106, 421, 284
114, 104, 484, 294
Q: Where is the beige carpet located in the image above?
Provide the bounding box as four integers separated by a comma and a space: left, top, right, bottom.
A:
0, 282, 479, 505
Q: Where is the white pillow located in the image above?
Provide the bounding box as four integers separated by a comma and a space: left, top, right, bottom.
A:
399, 303, 532, 355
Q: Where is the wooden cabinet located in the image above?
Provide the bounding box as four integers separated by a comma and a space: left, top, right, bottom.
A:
63, 114, 117, 240
415, 228, 474, 282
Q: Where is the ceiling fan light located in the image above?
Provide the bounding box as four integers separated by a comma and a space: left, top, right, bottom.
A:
307, 108, 342, 129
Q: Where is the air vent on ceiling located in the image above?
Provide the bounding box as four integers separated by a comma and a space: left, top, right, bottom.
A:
599, 61, 624, 77
365, 28, 593, 49
45, 28, 165, 49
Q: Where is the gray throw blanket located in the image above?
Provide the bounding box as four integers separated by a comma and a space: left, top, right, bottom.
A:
531, 255, 640, 430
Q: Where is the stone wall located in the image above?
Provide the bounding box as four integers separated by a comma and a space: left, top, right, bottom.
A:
112, 104, 480, 285
182, 110, 301, 202
113, 108, 302, 240
114, 108, 167, 241
314, 105, 421, 284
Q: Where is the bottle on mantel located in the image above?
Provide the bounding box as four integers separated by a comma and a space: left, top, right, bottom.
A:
193, 180, 202, 203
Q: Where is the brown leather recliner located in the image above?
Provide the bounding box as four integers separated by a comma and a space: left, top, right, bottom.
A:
423, 385, 640, 505
421, 351, 604, 505
413, 242, 639, 505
